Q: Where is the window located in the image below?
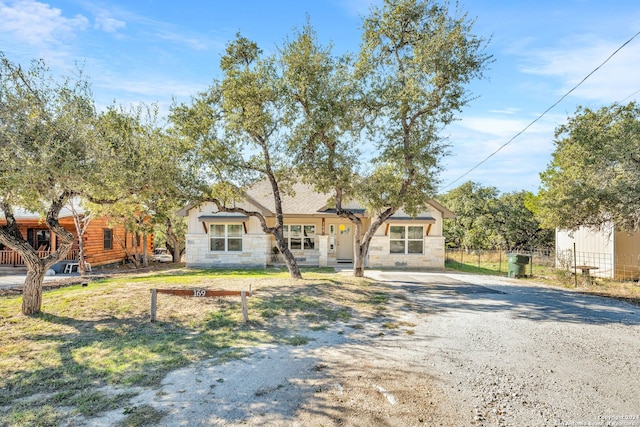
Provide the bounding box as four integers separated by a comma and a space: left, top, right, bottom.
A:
103, 229, 113, 250
284, 225, 315, 250
329, 224, 335, 252
389, 225, 423, 254
210, 224, 243, 252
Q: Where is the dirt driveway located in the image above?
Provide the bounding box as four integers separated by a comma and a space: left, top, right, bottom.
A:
86, 271, 640, 427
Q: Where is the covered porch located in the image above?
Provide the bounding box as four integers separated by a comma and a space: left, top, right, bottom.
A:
0, 248, 80, 268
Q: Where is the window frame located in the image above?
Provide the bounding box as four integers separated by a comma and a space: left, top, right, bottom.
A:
103, 229, 113, 250
283, 224, 316, 250
209, 224, 243, 252
389, 225, 424, 255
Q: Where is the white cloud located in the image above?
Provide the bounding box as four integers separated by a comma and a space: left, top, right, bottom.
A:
154, 29, 209, 51
342, 0, 380, 17
458, 115, 556, 139
0, 0, 88, 46
94, 10, 125, 33
519, 34, 640, 104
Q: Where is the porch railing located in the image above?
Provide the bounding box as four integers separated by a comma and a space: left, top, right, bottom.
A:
0, 249, 80, 267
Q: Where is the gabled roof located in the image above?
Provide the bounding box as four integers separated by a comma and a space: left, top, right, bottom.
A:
179, 180, 454, 219
245, 180, 331, 215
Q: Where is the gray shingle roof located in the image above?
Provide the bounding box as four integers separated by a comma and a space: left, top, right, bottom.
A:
245, 180, 332, 215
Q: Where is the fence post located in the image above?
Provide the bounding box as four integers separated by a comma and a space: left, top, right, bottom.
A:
150, 288, 157, 322
241, 291, 248, 322
530, 246, 534, 277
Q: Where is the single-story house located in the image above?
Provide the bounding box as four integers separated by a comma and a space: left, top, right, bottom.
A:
178, 181, 454, 269
556, 224, 640, 280
0, 207, 154, 272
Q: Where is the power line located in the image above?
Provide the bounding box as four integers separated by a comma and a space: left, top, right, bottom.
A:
619, 88, 640, 103
439, 30, 640, 192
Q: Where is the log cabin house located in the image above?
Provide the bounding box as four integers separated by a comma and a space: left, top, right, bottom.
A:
0, 207, 153, 273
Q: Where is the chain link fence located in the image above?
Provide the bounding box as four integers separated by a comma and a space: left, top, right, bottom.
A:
445, 248, 640, 281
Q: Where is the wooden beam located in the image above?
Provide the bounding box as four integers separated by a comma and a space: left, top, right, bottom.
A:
202, 222, 208, 233
385, 223, 390, 236
426, 224, 432, 236
150, 288, 252, 323
155, 289, 252, 298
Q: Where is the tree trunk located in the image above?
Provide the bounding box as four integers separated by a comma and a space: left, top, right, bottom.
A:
353, 224, 372, 278
165, 217, 180, 262
142, 233, 149, 267
71, 210, 91, 275
22, 260, 46, 315
274, 232, 302, 279
132, 233, 140, 268
1, 197, 74, 315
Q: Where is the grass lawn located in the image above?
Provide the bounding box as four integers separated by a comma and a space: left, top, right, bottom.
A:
0, 266, 391, 427
446, 258, 640, 307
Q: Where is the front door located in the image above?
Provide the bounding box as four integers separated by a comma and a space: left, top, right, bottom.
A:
336, 224, 353, 261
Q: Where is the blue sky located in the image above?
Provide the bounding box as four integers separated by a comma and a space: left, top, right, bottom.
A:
1, 0, 639, 194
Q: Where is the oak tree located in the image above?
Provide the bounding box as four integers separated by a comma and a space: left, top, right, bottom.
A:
538, 102, 640, 232
0, 54, 96, 314
285, 0, 491, 276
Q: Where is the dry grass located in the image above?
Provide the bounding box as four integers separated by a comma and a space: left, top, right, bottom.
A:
0, 266, 399, 427
529, 265, 640, 307
446, 256, 640, 307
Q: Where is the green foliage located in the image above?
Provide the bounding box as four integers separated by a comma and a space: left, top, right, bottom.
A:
440, 181, 501, 249
538, 102, 640, 232
0, 54, 96, 213
440, 181, 553, 250
355, 0, 492, 215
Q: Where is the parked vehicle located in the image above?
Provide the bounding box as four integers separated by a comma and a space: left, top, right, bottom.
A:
150, 248, 173, 263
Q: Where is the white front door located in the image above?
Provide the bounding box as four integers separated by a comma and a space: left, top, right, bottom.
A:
336, 224, 353, 261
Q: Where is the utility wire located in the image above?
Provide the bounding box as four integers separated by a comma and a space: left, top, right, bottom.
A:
439, 30, 640, 192
619, 88, 640, 103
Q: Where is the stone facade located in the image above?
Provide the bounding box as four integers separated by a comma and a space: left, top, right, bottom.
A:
367, 235, 446, 269
185, 233, 270, 268
179, 186, 452, 271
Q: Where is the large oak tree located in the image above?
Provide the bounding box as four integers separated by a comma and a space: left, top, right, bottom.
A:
285, 0, 492, 276
0, 55, 98, 314
171, 36, 304, 279
0, 54, 182, 314
538, 102, 640, 232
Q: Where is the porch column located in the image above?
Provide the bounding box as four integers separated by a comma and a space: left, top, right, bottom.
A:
318, 235, 329, 267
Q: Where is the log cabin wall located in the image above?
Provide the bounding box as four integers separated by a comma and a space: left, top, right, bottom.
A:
0, 216, 154, 267
78, 217, 154, 267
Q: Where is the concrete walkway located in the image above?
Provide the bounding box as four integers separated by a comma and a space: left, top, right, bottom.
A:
0, 272, 80, 290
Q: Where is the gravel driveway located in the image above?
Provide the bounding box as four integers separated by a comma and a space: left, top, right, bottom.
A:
370, 272, 640, 426
84, 271, 640, 426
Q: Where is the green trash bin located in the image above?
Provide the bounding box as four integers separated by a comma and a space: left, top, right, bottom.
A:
507, 253, 530, 278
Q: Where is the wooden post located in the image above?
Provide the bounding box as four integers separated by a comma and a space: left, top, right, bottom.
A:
150, 288, 251, 322
150, 288, 158, 322
241, 291, 248, 322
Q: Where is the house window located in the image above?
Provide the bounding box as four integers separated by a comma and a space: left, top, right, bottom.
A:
284, 225, 315, 250
329, 224, 335, 252
210, 224, 243, 252
103, 229, 113, 250
390, 225, 423, 254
